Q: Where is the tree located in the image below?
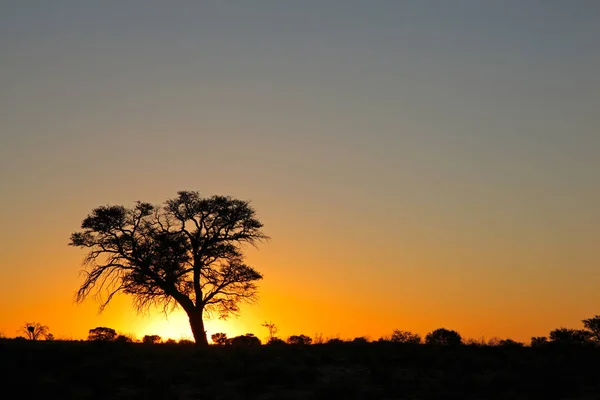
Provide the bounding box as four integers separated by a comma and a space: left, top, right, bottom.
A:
70, 191, 268, 346
88, 327, 117, 342
143, 335, 162, 344
582, 315, 600, 342
549, 328, 592, 345
425, 328, 462, 346
390, 329, 421, 344
211, 332, 229, 345
230, 333, 261, 346
287, 334, 312, 345
22, 322, 50, 341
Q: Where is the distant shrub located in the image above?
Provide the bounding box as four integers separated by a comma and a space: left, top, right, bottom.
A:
165, 339, 177, 344
549, 328, 592, 345
464, 337, 486, 347
391, 329, 421, 344
287, 334, 312, 345
352, 336, 369, 344
88, 327, 117, 342
425, 328, 462, 346
498, 339, 524, 347
267, 337, 286, 345
230, 334, 261, 347
326, 338, 344, 344
211, 332, 229, 345
115, 334, 134, 343
530, 336, 548, 347
142, 335, 162, 344
178, 339, 195, 345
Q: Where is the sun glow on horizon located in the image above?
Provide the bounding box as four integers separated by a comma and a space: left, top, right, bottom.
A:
131, 310, 250, 343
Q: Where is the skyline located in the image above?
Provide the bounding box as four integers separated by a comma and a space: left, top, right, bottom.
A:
1, 1, 599, 343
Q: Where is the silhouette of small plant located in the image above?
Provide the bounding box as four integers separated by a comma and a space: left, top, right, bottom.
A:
326, 338, 344, 344
230, 333, 261, 346
425, 328, 462, 346
261, 321, 278, 342
142, 335, 162, 344
21, 322, 50, 340
287, 334, 312, 345
390, 329, 421, 344
498, 338, 524, 347
267, 337, 286, 345
211, 332, 229, 345
530, 336, 548, 347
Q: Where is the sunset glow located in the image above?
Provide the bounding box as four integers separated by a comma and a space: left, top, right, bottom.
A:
1, 1, 599, 345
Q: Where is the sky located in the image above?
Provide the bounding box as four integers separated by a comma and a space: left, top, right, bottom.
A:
1, 1, 599, 343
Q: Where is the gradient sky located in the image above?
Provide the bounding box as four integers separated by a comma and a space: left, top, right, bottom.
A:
1, 1, 599, 343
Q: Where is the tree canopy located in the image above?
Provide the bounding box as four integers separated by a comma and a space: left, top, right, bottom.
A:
70, 191, 268, 346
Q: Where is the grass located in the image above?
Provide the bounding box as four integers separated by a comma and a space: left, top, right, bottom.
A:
2, 338, 599, 399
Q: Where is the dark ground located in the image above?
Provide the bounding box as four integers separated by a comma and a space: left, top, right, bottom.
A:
1, 339, 599, 399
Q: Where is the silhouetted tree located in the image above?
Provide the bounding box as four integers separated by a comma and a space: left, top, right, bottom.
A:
352, 336, 369, 344
143, 335, 162, 344
326, 338, 344, 344
582, 315, 600, 342
262, 321, 278, 342
287, 334, 312, 345
211, 332, 229, 345
390, 329, 421, 344
425, 328, 462, 346
70, 191, 268, 346
88, 327, 117, 342
549, 328, 592, 345
21, 322, 50, 341
230, 333, 261, 346
530, 336, 548, 347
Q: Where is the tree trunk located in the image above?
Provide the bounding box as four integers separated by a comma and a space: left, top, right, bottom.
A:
188, 308, 209, 346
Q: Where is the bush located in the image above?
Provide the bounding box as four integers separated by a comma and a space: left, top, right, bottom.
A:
287, 334, 312, 345
88, 327, 117, 342
142, 335, 162, 344
267, 337, 286, 345
230, 334, 261, 347
390, 329, 421, 344
530, 336, 548, 347
211, 333, 229, 345
425, 328, 462, 346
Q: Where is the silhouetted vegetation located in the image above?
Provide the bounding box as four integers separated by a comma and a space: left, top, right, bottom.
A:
582, 315, 600, 342
230, 333, 261, 347
3, 334, 600, 399
142, 335, 161, 344
21, 322, 51, 340
390, 329, 421, 344
549, 328, 592, 345
287, 334, 312, 345
88, 327, 117, 342
425, 328, 462, 346
70, 191, 268, 346
3, 314, 600, 397
211, 332, 229, 345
